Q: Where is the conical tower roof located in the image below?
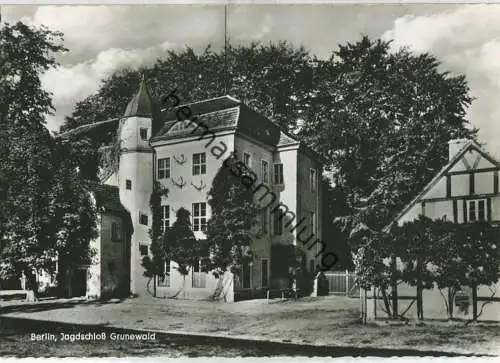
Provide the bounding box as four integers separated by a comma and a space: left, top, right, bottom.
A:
123, 74, 154, 118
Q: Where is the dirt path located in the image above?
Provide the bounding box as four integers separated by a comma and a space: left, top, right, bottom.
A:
1, 295, 498, 356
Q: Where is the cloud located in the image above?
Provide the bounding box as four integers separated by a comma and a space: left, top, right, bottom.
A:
382, 4, 500, 158
13, 5, 223, 131
19, 5, 222, 63
42, 42, 177, 131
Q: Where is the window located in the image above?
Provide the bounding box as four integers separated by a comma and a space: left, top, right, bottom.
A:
157, 260, 170, 287
273, 209, 283, 236
139, 128, 148, 140
139, 213, 149, 226
160, 205, 170, 233
126, 179, 132, 190
139, 244, 148, 256
192, 259, 206, 288
310, 169, 317, 192
261, 160, 269, 183
193, 153, 206, 175
261, 259, 269, 288
310, 211, 316, 235
171, 120, 192, 132
242, 263, 251, 288
260, 208, 268, 234
192, 202, 207, 232
157, 158, 170, 179
467, 199, 487, 222
243, 153, 251, 167
274, 163, 284, 184
310, 259, 316, 273
111, 222, 121, 242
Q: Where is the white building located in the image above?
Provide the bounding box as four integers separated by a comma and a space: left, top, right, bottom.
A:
366, 138, 500, 320
61, 78, 326, 301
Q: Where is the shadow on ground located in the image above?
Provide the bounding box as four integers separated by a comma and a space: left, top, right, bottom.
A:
0, 316, 493, 358
0, 297, 126, 315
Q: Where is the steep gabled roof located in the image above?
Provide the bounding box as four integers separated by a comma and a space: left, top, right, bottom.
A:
152, 95, 282, 147
277, 131, 299, 147
385, 139, 500, 231
92, 183, 127, 214
57, 118, 120, 140
57, 93, 325, 163
91, 183, 134, 234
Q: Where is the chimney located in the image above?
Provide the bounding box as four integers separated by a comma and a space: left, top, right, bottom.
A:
448, 138, 470, 161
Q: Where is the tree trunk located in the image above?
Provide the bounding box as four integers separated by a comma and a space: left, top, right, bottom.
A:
416, 283, 423, 320
448, 287, 455, 320
25, 271, 38, 303
381, 288, 393, 318
472, 285, 478, 320
182, 275, 188, 299
390, 256, 398, 318
153, 274, 157, 297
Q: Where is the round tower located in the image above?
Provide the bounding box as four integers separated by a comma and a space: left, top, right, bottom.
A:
118, 75, 159, 296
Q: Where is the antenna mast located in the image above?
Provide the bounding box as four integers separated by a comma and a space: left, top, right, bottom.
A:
224, 3, 228, 94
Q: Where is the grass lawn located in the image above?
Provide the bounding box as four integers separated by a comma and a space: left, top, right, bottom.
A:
1, 295, 499, 356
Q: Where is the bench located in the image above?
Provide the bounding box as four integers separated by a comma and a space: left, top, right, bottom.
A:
266, 288, 300, 303
0, 290, 28, 301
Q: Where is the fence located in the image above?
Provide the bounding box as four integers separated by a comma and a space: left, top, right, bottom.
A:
192, 272, 206, 288
324, 270, 359, 297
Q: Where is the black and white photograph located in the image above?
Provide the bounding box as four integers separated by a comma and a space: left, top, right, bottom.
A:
0, 2, 499, 359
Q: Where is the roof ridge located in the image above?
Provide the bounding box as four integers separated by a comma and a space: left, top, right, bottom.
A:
160, 95, 241, 113
164, 104, 240, 122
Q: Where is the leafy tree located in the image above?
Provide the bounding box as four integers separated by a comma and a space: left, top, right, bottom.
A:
61, 43, 313, 135
163, 208, 202, 298
204, 156, 260, 276
165, 208, 199, 273
433, 221, 500, 321
142, 181, 169, 297
320, 176, 352, 269
300, 36, 476, 241
0, 21, 97, 299
47, 139, 99, 296
396, 216, 447, 320
354, 230, 398, 318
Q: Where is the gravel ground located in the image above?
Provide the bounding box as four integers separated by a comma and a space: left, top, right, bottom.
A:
1, 295, 499, 357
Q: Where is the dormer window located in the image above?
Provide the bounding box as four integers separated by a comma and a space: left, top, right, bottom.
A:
140, 128, 148, 140
171, 120, 192, 132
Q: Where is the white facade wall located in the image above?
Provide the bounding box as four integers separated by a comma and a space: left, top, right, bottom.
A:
234, 133, 276, 289
118, 116, 154, 296
370, 145, 500, 321
152, 132, 236, 299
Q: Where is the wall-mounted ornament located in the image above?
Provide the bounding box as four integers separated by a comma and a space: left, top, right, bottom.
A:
171, 176, 187, 189
173, 154, 187, 165
191, 179, 206, 192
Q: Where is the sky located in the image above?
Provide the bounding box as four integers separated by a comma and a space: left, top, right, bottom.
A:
3, 4, 500, 157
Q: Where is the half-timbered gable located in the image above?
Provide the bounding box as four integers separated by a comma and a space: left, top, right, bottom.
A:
394, 139, 500, 226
